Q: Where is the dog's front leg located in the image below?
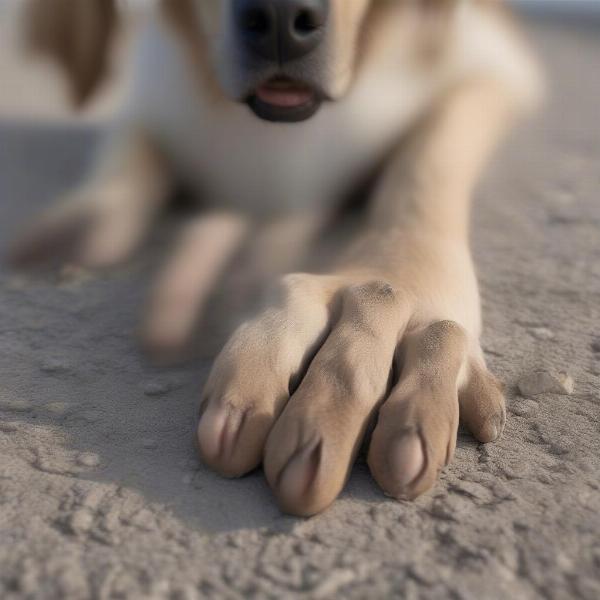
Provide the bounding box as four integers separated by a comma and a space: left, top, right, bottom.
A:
142, 211, 249, 357
197, 79, 518, 516
9, 128, 172, 269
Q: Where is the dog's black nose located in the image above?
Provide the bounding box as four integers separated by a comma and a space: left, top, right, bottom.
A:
235, 0, 329, 63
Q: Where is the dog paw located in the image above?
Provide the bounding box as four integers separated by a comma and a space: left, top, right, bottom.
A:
7, 194, 95, 269
197, 273, 506, 516
8, 183, 156, 270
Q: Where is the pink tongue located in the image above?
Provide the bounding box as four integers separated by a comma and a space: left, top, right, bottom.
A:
256, 84, 313, 108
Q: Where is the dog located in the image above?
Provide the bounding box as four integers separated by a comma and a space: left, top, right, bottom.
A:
12, 0, 542, 516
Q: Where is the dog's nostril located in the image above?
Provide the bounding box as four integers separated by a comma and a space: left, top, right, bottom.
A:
235, 0, 329, 63
294, 9, 321, 34
241, 8, 271, 35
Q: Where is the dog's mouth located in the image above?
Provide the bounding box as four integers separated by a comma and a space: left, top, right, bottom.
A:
247, 77, 322, 123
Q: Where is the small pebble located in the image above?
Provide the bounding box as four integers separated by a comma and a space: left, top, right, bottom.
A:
44, 401, 71, 416
143, 382, 172, 397
80, 410, 103, 423
40, 359, 70, 374
517, 371, 574, 397
182, 474, 193, 485
69, 509, 94, 533
0, 399, 33, 413
141, 438, 158, 450
530, 327, 555, 341
556, 552, 574, 572
77, 452, 101, 468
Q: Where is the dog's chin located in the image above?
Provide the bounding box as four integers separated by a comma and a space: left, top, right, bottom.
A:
246, 78, 323, 124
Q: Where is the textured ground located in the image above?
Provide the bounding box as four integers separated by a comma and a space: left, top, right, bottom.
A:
1, 22, 599, 600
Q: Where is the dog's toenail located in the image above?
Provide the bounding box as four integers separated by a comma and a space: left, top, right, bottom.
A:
479, 415, 503, 443
218, 411, 247, 460
276, 440, 322, 503
389, 432, 425, 492
196, 405, 228, 461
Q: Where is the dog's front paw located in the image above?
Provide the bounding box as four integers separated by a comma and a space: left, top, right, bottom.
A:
8, 183, 157, 270
197, 273, 505, 516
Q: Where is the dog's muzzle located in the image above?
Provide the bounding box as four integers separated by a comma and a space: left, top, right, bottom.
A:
233, 0, 329, 123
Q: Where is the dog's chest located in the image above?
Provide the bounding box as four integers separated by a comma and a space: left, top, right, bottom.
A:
128, 21, 436, 215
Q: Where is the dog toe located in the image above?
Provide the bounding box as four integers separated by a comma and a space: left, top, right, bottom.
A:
368, 321, 466, 500
459, 361, 506, 443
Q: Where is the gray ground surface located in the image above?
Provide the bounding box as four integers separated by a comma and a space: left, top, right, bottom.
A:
1, 23, 599, 600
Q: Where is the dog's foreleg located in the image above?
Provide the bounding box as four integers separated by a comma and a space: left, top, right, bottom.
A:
142, 212, 249, 357
369, 79, 515, 242
9, 128, 172, 269
356, 80, 516, 501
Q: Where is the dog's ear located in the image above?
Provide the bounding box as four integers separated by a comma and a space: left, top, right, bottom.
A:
25, 0, 118, 107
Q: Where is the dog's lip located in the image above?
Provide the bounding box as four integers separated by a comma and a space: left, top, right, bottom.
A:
254, 77, 316, 109
246, 76, 323, 123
